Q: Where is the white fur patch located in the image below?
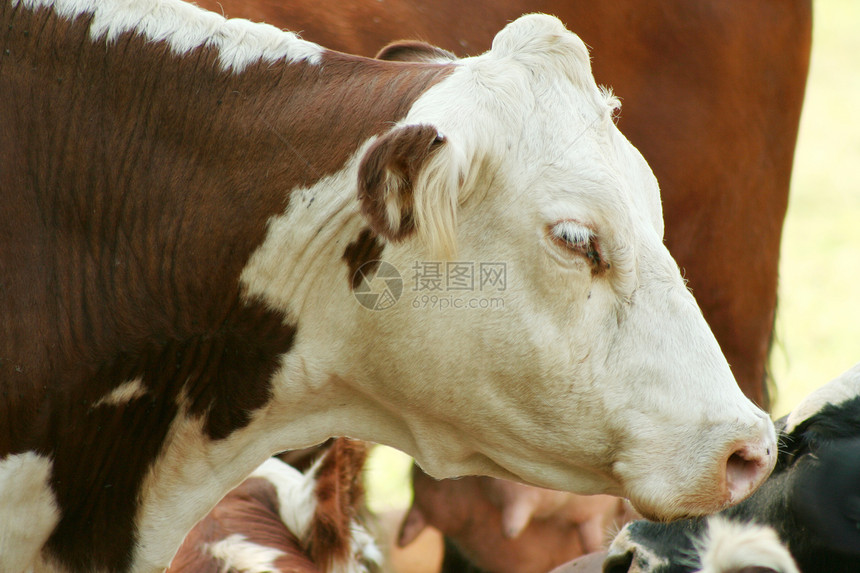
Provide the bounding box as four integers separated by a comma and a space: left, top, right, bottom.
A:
239, 146, 369, 320
786, 361, 860, 433
694, 517, 799, 573
134, 407, 276, 572
91, 377, 147, 408
0, 452, 61, 573
606, 526, 670, 571
206, 533, 287, 573
12, 0, 324, 72
249, 457, 382, 573
250, 457, 317, 540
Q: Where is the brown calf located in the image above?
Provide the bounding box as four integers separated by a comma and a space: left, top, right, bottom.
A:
169, 439, 379, 573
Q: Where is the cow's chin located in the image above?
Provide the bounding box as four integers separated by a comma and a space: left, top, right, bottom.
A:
410, 445, 621, 501
414, 448, 736, 523
621, 478, 735, 523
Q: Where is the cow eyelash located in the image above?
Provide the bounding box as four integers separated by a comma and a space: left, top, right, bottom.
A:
548, 221, 605, 269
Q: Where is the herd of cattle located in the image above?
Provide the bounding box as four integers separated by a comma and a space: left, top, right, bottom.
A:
2, 0, 855, 572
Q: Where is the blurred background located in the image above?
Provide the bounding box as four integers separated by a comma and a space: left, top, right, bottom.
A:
364, 0, 860, 514
770, 0, 860, 417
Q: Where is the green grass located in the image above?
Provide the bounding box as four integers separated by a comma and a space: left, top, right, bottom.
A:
366, 0, 860, 509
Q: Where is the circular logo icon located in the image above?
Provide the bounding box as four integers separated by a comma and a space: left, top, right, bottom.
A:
353, 260, 403, 311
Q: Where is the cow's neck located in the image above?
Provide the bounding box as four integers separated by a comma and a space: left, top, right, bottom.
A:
3, 2, 451, 571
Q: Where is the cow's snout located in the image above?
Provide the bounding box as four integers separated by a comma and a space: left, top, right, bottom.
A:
724, 427, 777, 505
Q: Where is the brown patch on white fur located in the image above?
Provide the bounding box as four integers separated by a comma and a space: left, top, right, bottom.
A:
342, 230, 385, 290
1, 0, 452, 568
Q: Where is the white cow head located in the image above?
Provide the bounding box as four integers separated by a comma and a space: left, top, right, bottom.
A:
245, 14, 775, 521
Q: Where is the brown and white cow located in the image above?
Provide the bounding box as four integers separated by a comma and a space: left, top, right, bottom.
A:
0, 1, 775, 571
168, 439, 379, 573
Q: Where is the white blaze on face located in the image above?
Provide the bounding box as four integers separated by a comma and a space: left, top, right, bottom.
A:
0, 452, 60, 572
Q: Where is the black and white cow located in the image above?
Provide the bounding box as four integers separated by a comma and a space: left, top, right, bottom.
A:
604, 362, 860, 573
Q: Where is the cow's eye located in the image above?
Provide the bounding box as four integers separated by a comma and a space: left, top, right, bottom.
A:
548, 220, 607, 271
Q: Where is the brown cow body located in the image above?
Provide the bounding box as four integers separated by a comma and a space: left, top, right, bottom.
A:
196, 0, 813, 408
0, 3, 449, 569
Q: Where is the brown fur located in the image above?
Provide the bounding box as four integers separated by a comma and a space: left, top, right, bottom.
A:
0, 2, 451, 569
343, 229, 385, 290
195, 0, 814, 410
168, 477, 314, 573
308, 439, 370, 569
169, 440, 372, 573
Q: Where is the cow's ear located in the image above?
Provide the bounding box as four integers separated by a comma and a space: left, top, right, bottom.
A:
375, 40, 457, 63
358, 124, 460, 259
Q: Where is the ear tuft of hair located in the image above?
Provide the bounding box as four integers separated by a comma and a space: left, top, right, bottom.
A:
358, 123, 462, 260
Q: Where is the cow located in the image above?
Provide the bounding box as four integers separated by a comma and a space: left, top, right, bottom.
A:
195, 0, 814, 411
188, 4, 813, 567
602, 362, 860, 573
167, 439, 380, 573
0, 1, 776, 571
396, 464, 637, 573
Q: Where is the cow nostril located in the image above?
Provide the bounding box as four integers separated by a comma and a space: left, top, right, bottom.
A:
602, 550, 634, 573
725, 445, 771, 503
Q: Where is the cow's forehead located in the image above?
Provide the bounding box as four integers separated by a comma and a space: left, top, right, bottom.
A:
409, 14, 616, 139
404, 16, 662, 237
786, 361, 860, 433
